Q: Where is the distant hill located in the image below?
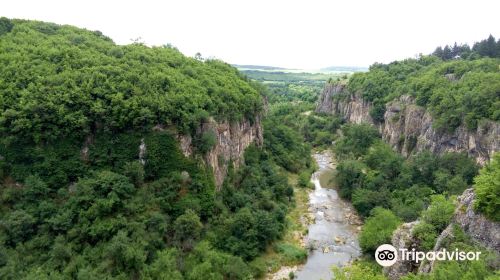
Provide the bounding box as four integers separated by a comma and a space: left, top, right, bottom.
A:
320, 66, 368, 72
232, 64, 291, 71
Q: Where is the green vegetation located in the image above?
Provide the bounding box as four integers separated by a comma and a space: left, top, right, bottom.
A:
239, 65, 349, 104
331, 121, 498, 279
330, 37, 499, 280
0, 18, 262, 144
332, 262, 386, 280
0, 18, 322, 279
402, 225, 499, 280
241, 70, 337, 84
474, 153, 500, 221
1, 17, 498, 280
344, 42, 500, 131
412, 195, 455, 251
334, 124, 478, 221
359, 208, 401, 253
432, 34, 500, 61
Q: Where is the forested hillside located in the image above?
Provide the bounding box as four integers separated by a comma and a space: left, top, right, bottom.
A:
0, 18, 314, 279
345, 40, 500, 132
324, 37, 500, 280
1, 16, 498, 280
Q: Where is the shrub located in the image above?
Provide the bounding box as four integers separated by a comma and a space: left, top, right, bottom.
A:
195, 130, 217, 154
123, 161, 145, 186
359, 207, 401, 254
474, 153, 500, 221
412, 222, 438, 251
421, 195, 455, 232
332, 263, 386, 280
275, 243, 307, 263
298, 170, 313, 188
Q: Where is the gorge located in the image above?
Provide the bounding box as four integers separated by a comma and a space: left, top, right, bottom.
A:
316, 83, 499, 165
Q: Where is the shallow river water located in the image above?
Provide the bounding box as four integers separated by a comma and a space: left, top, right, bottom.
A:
295, 151, 362, 280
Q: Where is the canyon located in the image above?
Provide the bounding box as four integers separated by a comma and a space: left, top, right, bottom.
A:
316, 83, 500, 165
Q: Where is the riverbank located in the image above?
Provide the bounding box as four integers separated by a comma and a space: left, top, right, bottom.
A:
296, 150, 362, 280
257, 172, 311, 280
264, 150, 363, 280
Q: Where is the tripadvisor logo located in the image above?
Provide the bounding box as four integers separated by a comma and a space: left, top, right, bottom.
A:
375, 244, 482, 267
375, 244, 398, 267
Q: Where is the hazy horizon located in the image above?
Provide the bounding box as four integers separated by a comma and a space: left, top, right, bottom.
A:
3, 0, 500, 69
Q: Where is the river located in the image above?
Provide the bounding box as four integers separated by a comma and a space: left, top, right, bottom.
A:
294, 151, 362, 280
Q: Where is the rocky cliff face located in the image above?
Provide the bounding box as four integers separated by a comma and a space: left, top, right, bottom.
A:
316, 84, 500, 164
178, 116, 263, 188
452, 188, 500, 251
387, 188, 500, 278
417, 188, 500, 274
384, 221, 421, 280
316, 83, 373, 124
78, 116, 262, 190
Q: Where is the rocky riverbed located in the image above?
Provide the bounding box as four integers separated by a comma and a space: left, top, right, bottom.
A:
295, 151, 362, 280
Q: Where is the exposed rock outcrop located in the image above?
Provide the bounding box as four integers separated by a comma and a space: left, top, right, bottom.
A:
384, 221, 420, 280
453, 188, 500, 251
81, 116, 262, 189
316, 83, 373, 124
178, 116, 263, 188
417, 224, 454, 274
391, 188, 500, 278
138, 138, 146, 165
80, 135, 93, 162
316, 84, 500, 164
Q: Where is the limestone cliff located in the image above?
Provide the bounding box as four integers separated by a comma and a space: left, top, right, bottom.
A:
452, 188, 500, 252
316, 83, 500, 164
417, 188, 500, 274
384, 221, 421, 280
387, 188, 500, 279
177, 116, 263, 188
79, 116, 263, 189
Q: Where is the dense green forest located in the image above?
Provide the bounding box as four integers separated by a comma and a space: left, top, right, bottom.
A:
0, 16, 498, 280
332, 123, 499, 279
0, 17, 262, 144
432, 34, 500, 61
0, 18, 318, 279
343, 38, 500, 131
327, 37, 500, 279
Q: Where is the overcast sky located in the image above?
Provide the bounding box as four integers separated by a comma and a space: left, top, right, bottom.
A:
3, 0, 500, 69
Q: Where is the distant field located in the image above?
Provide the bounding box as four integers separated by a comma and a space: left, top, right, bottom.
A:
235, 65, 366, 85
240, 70, 342, 84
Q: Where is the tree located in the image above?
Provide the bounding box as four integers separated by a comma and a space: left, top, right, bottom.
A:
408, 151, 438, 186
359, 207, 401, 253
186, 242, 251, 280
334, 124, 379, 159
335, 160, 367, 199
23, 175, 50, 202
412, 222, 438, 251
174, 209, 203, 251
195, 130, 217, 154
473, 35, 498, 58
104, 230, 146, 274
364, 142, 403, 181
420, 195, 455, 231
143, 249, 183, 280
443, 46, 453, 60
1, 210, 37, 245
0, 17, 13, 36
474, 153, 500, 221
123, 161, 145, 186
352, 188, 391, 217
433, 46, 444, 59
